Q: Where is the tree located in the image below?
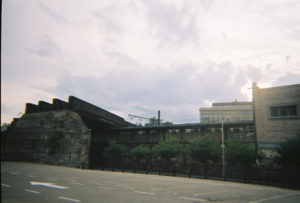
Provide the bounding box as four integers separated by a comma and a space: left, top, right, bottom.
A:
187, 136, 221, 163
129, 145, 151, 172
152, 135, 182, 174
144, 117, 173, 127
104, 140, 127, 170
130, 145, 151, 161
187, 136, 221, 178
153, 135, 182, 160
226, 139, 256, 165
276, 134, 300, 167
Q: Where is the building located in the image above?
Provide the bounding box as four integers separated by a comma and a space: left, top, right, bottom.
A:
253, 82, 300, 157
199, 101, 253, 123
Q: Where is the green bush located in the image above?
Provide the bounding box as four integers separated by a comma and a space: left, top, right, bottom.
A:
130, 145, 151, 161
226, 139, 256, 165
104, 140, 127, 162
276, 134, 300, 167
187, 136, 221, 164
152, 135, 182, 160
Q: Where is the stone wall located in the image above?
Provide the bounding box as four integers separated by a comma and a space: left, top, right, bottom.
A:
1, 110, 91, 168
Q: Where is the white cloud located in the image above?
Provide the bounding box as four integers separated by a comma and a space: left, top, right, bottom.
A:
2, 0, 300, 124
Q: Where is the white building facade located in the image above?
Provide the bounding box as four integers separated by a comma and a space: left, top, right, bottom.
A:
200, 101, 253, 123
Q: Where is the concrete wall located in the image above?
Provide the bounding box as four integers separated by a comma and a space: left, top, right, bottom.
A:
253, 83, 300, 148
1, 110, 91, 168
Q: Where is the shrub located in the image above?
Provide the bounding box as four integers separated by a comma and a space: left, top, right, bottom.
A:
276, 134, 300, 167
187, 136, 221, 164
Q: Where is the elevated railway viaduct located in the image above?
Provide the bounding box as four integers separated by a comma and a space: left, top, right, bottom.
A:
2, 96, 255, 169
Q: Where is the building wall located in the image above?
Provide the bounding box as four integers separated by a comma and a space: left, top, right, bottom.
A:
253, 83, 300, 149
200, 102, 253, 123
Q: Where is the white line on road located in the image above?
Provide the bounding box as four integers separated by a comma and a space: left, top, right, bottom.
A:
151, 188, 163, 191
133, 191, 155, 195
45, 177, 57, 181
26, 175, 37, 178
179, 196, 206, 202
9, 172, 19, 175
98, 186, 115, 190
58, 196, 81, 202
24, 189, 40, 194
1, 183, 11, 187
69, 182, 84, 186
194, 190, 230, 196
250, 193, 300, 203
115, 184, 135, 190
30, 181, 68, 189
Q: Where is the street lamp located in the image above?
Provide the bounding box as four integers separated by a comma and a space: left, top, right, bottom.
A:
221, 119, 227, 181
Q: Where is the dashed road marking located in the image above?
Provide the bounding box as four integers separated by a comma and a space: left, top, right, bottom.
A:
25, 189, 40, 194
30, 181, 68, 189
9, 172, 19, 175
194, 190, 230, 196
167, 192, 178, 195
58, 196, 81, 202
133, 191, 155, 195
98, 186, 114, 190
179, 196, 206, 202
70, 182, 84, 186
115, 184, 135, 190
45, 177, 57, 181
249, 193, 300, 203
26, 175, 37, 178
151, 188, 163, 191
1, 183, 11, 187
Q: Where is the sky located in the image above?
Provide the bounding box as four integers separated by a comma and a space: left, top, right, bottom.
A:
2, 0, 300, 125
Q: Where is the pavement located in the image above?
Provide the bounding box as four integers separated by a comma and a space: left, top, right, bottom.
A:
1, 162, 300, 203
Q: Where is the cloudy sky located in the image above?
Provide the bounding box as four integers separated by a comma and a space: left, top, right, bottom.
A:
2, 0, 300, 125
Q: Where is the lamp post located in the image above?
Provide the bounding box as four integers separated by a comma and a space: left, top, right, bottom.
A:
221, 119, 227, 181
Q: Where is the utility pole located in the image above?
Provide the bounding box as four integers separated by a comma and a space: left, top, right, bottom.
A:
158, 110, 160, 126
128, 110, 161, 126
128, 114, 152, 125
221, 119, 227, 181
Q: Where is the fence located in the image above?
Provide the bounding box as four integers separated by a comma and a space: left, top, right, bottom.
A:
99, 158, 300, 189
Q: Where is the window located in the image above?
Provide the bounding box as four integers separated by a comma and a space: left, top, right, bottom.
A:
270, 105, 297, 118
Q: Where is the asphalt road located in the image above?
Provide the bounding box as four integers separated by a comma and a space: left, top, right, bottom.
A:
1, 162, 300, 203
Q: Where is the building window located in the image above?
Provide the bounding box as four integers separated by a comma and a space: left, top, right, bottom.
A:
270, 105, 298, 118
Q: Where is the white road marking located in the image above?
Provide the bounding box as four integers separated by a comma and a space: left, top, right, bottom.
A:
151, 188, 163, 191
115, 184, 135, 190
9, 172, 18, 175
133, 191, 155, 195
1, 183, 11, 187
179, 196, 206, 202
58, 196, 81, 202
45, 177, 57, 181
24, 189, 40, 194
194, 190, 230, 196
70, 182, 84, 186
26, 175, 37, 178
250, 193, 300, 203
30, 181, 68, 189
98, 186, 114, 190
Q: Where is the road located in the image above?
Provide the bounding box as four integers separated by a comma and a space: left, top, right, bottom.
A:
1, 162, 300, 203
